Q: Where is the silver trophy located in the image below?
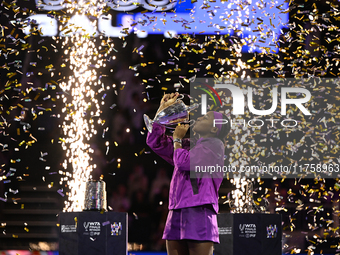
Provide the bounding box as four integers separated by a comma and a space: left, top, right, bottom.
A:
84, 180, 107, 211
144, 94, 199, 133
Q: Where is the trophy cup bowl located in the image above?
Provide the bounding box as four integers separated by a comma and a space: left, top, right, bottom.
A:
144, 96, 199, 133
84, 180, 107, 211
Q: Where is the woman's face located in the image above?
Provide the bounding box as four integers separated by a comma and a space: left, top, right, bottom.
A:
192, 111, 216, 135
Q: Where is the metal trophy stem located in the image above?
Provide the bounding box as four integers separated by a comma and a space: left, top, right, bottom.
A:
144, 94, 199, 133
229, 180, 269, 213
84, 180, 107, 211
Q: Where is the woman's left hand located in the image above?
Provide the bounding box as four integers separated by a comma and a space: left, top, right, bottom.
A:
173, 124, 189, 139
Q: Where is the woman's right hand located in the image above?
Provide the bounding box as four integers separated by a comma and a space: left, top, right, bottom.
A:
156, 92, 179, 115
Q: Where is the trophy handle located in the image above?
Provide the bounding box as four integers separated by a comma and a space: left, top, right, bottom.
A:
176, 94, 185, 100
188, 119, 195, 127
143, 114, 153, 133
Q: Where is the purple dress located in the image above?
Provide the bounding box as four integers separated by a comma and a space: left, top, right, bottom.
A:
146, 123, 224, 243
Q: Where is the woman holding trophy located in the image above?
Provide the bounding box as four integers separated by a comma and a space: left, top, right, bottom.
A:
146, 92, 230, 255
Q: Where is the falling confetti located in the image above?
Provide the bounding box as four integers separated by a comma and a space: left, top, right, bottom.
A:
0, 0, 340, 253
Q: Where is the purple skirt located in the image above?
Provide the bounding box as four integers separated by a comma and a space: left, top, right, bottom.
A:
162, 204, 219, 243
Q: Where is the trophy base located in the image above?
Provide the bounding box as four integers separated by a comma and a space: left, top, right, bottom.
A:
144, 114, 153, 133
